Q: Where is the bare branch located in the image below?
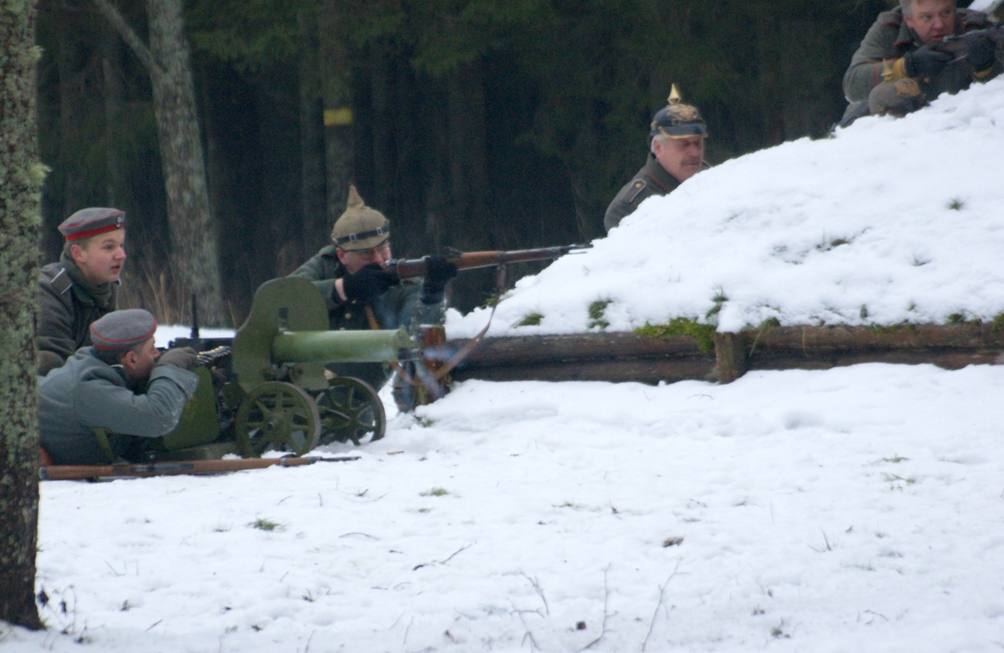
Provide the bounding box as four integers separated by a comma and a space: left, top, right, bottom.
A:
579, 564, 613, 651
520, 571, 550, 616
90, 0, 160, 74
642, 559, 683, 652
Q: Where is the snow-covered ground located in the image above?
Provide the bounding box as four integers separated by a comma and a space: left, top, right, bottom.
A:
448, 77, 1004, 337
6, 68, 1004, 653
5, 364, 1004, 652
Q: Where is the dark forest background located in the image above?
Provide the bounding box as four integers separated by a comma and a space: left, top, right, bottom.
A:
39, 0, 931, 326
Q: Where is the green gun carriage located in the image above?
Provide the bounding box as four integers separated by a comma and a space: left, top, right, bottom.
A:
156, 277, 418, 460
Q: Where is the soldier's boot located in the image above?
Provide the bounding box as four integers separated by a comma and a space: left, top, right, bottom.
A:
868, 79, 926, 118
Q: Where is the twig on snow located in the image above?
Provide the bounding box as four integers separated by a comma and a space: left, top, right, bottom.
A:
413, 543, 474, 570
520, 571, 550, 616
516, 609, 541, 652
578, 564, 613, 651
642, 559, 683, 652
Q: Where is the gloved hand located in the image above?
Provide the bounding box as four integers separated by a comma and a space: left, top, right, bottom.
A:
155, 347, 197, 371
339, 263, 398, 304
420, 255, 458, 305
965, 36, 997, 74
904, 45, 952, 80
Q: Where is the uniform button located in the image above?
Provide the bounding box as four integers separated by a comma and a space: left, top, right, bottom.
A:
344, 312, 352, 319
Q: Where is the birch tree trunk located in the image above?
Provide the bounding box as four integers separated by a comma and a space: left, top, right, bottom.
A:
93, 0, 225, 325
0, 0, 45, 630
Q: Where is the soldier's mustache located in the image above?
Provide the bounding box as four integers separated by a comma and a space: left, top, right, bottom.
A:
682, 157, 702, 166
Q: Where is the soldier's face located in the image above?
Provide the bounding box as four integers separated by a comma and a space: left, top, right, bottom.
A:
337, 241, 392, 274
71, 230, 126, 285
653, 136, 705, 183
121, 337, 159, 383
905, 0, 956, 44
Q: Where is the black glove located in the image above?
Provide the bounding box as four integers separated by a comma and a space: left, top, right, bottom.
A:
904, 45, 952, 79
965, 36, 997, 74
420, 256, 458, 304
156, 347, 197, 371
339, 263, 398, 304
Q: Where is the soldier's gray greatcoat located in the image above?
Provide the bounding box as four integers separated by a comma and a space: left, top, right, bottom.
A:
604, 155, 710, 232
39, 348, 199, 465
842, 7, 1002, 120
37, 253, 119, 376
289, 246, 445, 389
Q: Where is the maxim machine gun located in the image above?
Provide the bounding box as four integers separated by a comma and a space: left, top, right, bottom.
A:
158, 276, 413, 461
150, 243, 592, 462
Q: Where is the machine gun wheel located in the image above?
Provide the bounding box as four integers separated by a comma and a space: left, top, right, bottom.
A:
235, 382, 321, 457
315, 377, 386, 445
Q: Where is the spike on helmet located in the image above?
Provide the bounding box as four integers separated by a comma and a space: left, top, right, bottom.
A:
330, 186, 391, 251
650, 84, 708, 139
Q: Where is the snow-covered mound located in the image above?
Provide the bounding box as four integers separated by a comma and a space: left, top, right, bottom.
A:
447, 78, 1004, 338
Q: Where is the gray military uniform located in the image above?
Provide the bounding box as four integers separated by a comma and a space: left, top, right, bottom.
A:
842, 7, 1001, 122
605, 156, 710, 232
37, 253, 118, 376
289, 246, 445, 390
39, 348, 199, 465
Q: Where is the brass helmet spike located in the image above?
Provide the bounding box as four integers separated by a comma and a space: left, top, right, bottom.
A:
668, 84, 681, 106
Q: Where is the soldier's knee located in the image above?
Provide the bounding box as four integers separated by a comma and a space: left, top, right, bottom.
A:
868, 79, 925, 117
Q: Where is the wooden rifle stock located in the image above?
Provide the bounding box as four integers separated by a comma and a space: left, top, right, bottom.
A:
39, 455, 359, 481
390, 243, 592, 279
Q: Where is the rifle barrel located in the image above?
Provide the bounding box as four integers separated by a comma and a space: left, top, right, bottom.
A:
40, 456, 360, 480
391, 243, 592, 279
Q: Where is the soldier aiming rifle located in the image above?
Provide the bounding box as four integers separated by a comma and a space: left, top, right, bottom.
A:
841, 0, 1003, 125
289, 185, 590, 410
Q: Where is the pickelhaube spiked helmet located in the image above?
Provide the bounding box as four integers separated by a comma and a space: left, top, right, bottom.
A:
650, 85, 708, 139
330, 186, 391, 251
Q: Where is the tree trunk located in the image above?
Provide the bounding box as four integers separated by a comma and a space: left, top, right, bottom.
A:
101, 22, 124, 206
0, 0, 45, 630
318, 0, 354, 226
297, 9, 327, 256
146, 0, 224, 325
92, 0, 225, 325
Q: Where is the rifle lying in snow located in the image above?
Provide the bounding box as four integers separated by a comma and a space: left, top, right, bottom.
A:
39, 455, 359, 481
388, 243, 592, 279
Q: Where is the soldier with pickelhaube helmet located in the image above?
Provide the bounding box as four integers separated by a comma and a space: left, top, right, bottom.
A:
288, 185, 456, 396
604, 86, 711, 232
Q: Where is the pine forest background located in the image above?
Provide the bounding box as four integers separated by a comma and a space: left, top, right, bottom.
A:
40, 0, 917, 326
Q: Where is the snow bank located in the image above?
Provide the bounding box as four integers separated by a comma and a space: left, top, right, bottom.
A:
447, 78, 1004, 337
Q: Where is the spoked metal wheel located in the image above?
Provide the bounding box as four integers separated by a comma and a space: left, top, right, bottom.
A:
235, 382, 321, 457
315, 377, 386, 446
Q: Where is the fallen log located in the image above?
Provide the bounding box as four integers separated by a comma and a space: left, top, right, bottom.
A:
448, 323, 1004, 385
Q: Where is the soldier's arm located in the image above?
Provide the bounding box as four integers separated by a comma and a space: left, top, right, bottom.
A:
288, 248, 339, 309
74, 366, 200, 438
843, 20, 899, 102
37, 278, 77, 374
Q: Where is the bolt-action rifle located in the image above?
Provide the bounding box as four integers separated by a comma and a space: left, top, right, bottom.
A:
933, 23, 1004, 60
39, 455, 360, 481
388, 243, 592, 279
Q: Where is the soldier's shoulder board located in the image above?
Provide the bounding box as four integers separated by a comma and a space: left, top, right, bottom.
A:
627, 179, 648, 203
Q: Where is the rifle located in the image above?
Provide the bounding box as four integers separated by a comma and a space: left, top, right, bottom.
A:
39, 455, 359, 481
389, 243, 592, 279
934, 23, 1004, 60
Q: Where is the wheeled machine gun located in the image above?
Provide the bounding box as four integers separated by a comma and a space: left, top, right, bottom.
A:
158, 276, 414, 460
148, 243, 592, 462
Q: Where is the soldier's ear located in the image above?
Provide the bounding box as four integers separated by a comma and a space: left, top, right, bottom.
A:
335, 247, 349, 265
68, 242, 85, 262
